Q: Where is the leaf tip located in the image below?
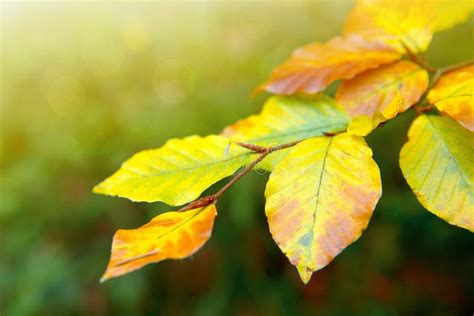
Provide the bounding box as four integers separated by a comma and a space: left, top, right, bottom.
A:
99, 273, 110, 284
252, 83, 266, 97
92, 181, 109, 195
297, 266, 313, 285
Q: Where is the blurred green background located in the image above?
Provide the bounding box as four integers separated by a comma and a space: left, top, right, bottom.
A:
1, 1, 473, 315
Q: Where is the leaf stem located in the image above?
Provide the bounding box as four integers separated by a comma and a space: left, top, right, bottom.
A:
412, 59, 473, 115
178, 137, 326, 212
402, 42, 437, 73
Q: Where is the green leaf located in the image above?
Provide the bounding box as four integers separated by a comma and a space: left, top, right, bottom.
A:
400, 115, 474, 232
94, 135, 255, 205
222, 94, 350, 170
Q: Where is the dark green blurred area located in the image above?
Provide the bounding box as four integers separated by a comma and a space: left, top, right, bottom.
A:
1, 1, 473, 315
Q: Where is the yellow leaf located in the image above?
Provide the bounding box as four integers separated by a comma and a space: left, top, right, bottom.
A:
347, 115, 375, 137
378, 91, 403, 120
431, 0, 474, 32
336, 61, 428, 118
257, 34, 400, 95
100, 205, 217, 282
344, 0, 433, 53
94, 135, 255, 205
428, 65, 474, 131
222, 94, 350, 170
400, 115, 474, 232
344, 0, 473, 53
347, 92, 403, 136
265, 134, 382, 283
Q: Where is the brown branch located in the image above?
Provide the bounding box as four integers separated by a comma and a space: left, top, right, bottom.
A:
234, 142, 267, 153
411, 59, 473, 115
401, 42, 437, 73
438, 59, 473, 76
178, 134, 339, 212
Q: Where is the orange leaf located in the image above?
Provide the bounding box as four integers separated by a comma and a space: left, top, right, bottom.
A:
336, 60, 429, 118
257, 34, 400, 95
100, 205, 217, 282
427, 65, 474, 131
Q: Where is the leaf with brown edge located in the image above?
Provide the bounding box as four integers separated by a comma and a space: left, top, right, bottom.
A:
265, 134, 382, 283
336, 60, 428, 119
427, 64, 474, 131
100, 205, 217, 282
257, 34, 400, 95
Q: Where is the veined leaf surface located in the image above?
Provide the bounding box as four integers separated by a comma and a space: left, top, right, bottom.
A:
428, 65, 474, 131
222, 95, 350, 170
257, 34, 400, 95
336, 61, 428, 118
101, 205, 217, 282
265, 134, 382, 283
94, 135, 255, 205
400, 115, 474, 232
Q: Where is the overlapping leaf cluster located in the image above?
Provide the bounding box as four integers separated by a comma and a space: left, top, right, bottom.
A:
95, 0, 474, 283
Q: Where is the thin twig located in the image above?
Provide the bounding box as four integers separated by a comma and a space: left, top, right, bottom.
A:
438, 59, 473, 75
411, 59, 472, 115
178, 135, 337, 212
401, 42, 437, 73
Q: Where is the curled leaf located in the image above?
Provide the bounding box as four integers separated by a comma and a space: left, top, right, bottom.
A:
101, 205, 217, 282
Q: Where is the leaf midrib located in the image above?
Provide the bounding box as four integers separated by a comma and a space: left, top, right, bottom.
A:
354, 67, 423, 103
249, 123, 348, 144
124, 151, 254, 178
306, 137, 333, 264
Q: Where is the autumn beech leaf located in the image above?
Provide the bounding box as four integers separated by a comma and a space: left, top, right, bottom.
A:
265, 134, 382, 283
256, 34, 400, 95
344, 0, 432, 53
222, 94, 350, 170
430, 0, 474, 32
336, 61, 429, 119
347, 92, 403, 137
100, 205, 217, 282
400, 115, 474, 232
222, 95, 349, 145
344, 0, 473, 54
93, 135, 256, 205
427, 65, 474, 131
93, 0, 474, 285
